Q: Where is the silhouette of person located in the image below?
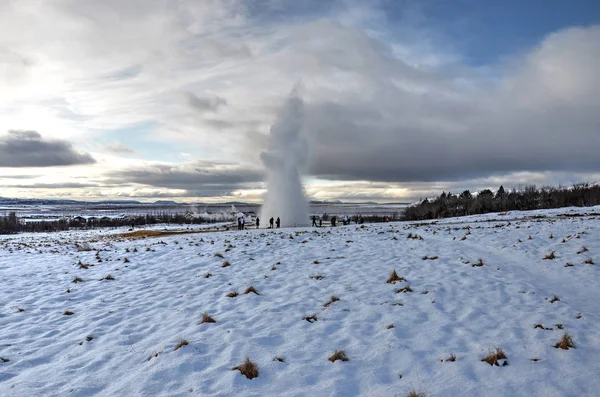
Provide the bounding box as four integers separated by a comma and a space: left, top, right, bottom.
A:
237, 217, 241, 230
312, 216, 317, 227
256, 217, 260, 229
276, 217, 281, 228
269, 217, 274, 228
241, 216, 245, 230
319, 218, 322, 227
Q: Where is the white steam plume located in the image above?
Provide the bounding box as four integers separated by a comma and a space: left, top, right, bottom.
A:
260, 86, 309, 227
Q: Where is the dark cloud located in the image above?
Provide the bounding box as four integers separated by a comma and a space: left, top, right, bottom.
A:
0, 130, 96, 167
4, 182, 100, 189
292, 25, 600, 184
106, 161, 264, 196
184, 93, 228, 113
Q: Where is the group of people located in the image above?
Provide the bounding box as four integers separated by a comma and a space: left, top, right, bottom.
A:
311, 215, 364, 227
237, 216, 281, 230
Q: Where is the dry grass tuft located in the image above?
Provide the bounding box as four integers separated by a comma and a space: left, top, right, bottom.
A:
324, 296, 340, 307
565, 263, 574, 267
244, 286, 260, 295
174, 339, 189, 351
577, 246, 589, 254
233, 357, 259, 379
396, 285, 413, 293
387, 324, 395, 329
78, 264, 89, 269
204, 272, 212, 278
214, 253, 224, 258
0, 357, 9, 363
387, 269, 405, 284
556, 323, 564, 329
481, 347, 508, 366
100, 274, 115, 281
543, 251, 556, 260
200, 313, 216, 324
274, 356, 285, 362
303, 314, 318, 323
534, 324, 545, 330
227, 291, 239, 298
550, 295, 560, 303
221, 261, 231, 268
17, 308, 25, 313
310, 274, 325, 280
407, 391, 426, 397
313, 260, 320, 264
72, 277, 84, 283
445, 353, 456, 362
584, 258, 595, 264
63, 310, 75, 316
554, 333, 575, 350
530, 357, 541, 362
472, 258, 484, 267
147, 352, 160, 361
123, 257, 130, 263
328, 350, 349, 362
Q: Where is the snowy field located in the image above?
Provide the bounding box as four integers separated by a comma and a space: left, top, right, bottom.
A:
1, 207, 599, 396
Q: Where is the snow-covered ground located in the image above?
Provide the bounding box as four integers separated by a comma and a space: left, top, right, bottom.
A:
1, 207, 599, 396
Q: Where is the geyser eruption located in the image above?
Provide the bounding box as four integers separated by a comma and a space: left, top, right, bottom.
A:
260, 86, 309, 227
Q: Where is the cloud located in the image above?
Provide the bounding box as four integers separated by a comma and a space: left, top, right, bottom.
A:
1, 1, 599, 201
184, 93, 228, 113
104, 141, 135, 154
0, 130, 96, 167
295, 23, 600, 183
105, 160, 264, 196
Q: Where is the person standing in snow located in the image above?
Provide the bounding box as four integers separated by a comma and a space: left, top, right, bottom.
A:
269, 217, 274, 228
276, 217, 281, 228
256, 217, 260, 229
312, 216, 317, 227
237, 217, 242, 230
319, 218, 322, 227
241, 217, 245, 230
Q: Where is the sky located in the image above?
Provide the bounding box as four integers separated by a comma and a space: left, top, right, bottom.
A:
1, 0, 599, 203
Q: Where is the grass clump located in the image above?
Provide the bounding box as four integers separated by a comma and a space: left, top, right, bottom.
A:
200, 313, 216, 324
387, 269, 405, 284
328, 350, 349, 362
482, 347, 508, 366
554, 333, 576, 350
324, 296, 340, 308
100, 274, 115, 281
174, 339, 189, 351
63, 310, 75, 316
584, 258, 595, 264
214, 253, 224, 258
543, 251, 556, 260
550, 295, 560, 303
303, 314, 318, 323
221, 261, 231, 268
233, 357, 259, 379
72, 277, 84, 283
407, 391, 426, 397
472, 258, 484, 267
396, 285, 413, 293
227, 291, 239, 298
244, 286, 259, 295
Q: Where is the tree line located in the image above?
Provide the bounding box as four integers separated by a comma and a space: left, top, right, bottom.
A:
0, 212, 227, 235
403, 183, 600, 221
